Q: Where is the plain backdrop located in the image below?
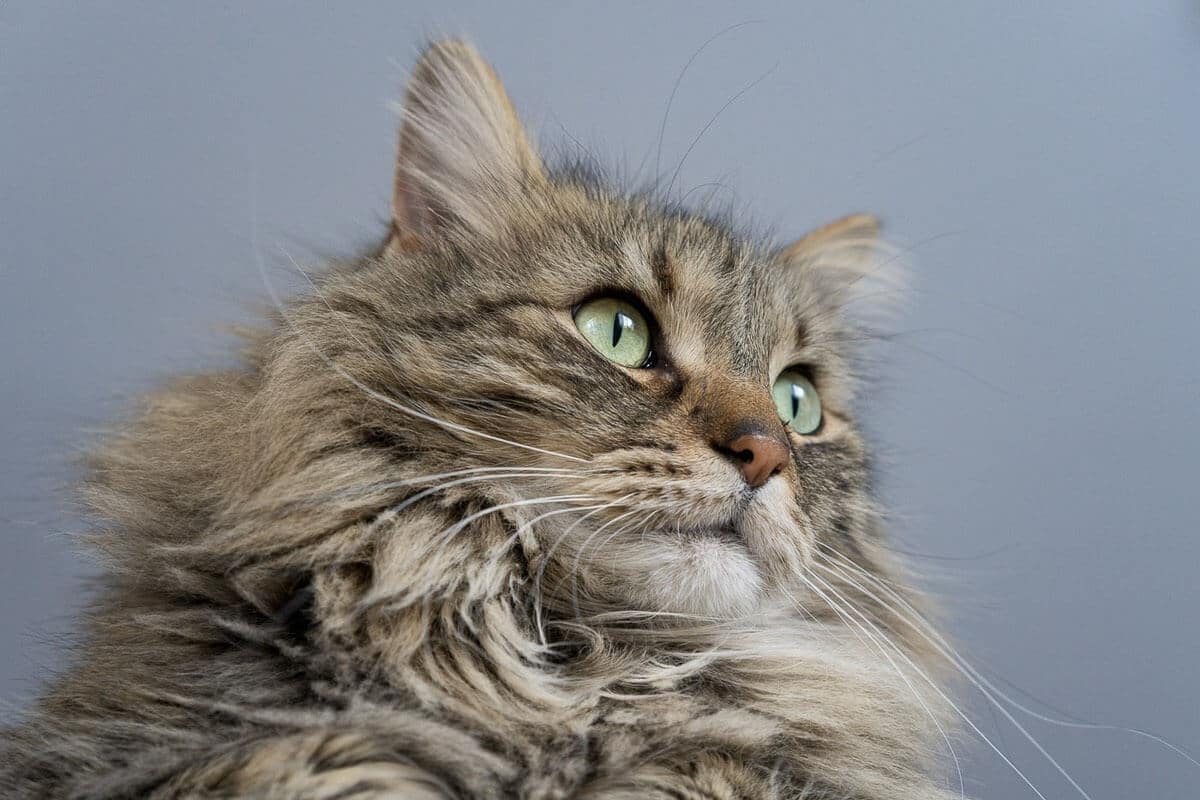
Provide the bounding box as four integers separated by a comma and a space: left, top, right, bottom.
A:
2, 2, 1198, 797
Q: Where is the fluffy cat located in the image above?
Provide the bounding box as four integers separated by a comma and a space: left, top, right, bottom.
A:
1, 41, 957, 799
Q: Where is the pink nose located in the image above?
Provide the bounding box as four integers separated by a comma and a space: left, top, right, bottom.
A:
722, 431, 790, 489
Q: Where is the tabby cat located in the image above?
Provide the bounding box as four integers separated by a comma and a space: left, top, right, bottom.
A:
1, 41, 958, 799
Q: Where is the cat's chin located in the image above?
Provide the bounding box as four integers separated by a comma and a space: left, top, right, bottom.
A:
615, 531, 766, 619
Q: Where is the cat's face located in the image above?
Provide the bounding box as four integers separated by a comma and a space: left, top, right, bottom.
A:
308, 42, 889, 621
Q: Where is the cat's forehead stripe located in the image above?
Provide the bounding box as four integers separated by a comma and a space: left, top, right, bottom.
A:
649, 240, 673, 298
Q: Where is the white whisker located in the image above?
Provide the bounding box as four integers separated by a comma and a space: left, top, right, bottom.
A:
358, 494, 598, 611
531, 495, 635, 643
809, 553, 1070, 799
255, 466, 587, 515
431, 495, 596, 545
252, 222, 588, 465
363, 475, 588, 541
816, 545, 1200, 778
783, 574, 967, 800
566, 508, 657, 618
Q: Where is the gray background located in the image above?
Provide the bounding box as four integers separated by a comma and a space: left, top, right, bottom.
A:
2, 1, 1198, 797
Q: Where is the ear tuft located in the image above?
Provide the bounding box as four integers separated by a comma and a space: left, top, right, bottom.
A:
779, 213, 880, 268
777, 213, 905, 329
390, 40, 545, 248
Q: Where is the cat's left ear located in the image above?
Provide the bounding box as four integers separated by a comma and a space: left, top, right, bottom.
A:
775, 214, 902, 326
389, 40, 546, 249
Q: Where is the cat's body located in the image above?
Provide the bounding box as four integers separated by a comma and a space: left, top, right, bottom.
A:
2, 42, 956, 799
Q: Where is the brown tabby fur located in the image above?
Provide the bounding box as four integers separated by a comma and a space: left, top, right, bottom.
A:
1, 41, 958, 798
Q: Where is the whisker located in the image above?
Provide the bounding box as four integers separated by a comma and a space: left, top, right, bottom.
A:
363, 477, 588, 538
782, 575, 966, 800
531, 495, 635, 643
566, 508, 656, 618
816, 546, 1200, 775
810, 553, 1072, 799
430, 495, 597, 546
480, 501, 619, 576
663, 60, 778, 200
285, 248, 591, 465
245, 466, 588, 517
251, 220, 589, 465
650, 19, 763, 185
357, 494, 598, 610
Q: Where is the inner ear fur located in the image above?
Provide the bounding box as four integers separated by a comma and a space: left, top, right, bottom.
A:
776, 213, 906, 329
390, 40, 547, 249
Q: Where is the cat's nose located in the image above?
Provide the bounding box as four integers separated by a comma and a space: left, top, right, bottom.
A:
719, 430, 790, 489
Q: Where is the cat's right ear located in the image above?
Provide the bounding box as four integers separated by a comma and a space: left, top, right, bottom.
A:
775, 213, 905, 330
388, 40, 546, 250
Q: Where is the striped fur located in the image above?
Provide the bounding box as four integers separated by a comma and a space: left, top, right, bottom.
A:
2, 41, 957, 799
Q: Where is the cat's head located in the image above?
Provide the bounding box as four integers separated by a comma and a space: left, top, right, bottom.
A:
291, 41, 897, 623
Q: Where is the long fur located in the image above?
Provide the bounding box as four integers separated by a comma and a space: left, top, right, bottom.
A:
1, 41, 957, 799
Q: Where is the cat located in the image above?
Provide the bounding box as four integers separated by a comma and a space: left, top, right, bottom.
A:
1, 40, 958, 799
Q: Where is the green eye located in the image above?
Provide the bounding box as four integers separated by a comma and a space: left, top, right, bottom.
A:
573, 297, 653, 368
772, 369, 822, 434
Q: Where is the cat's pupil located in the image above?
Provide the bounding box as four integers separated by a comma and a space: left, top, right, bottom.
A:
612, 311, 632, 347
791, 389, 800, 420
